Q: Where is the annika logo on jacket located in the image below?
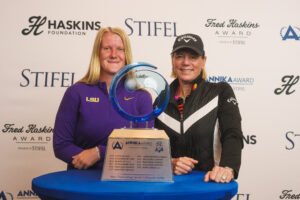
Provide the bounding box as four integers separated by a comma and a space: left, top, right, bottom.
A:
86, 97, 99, 103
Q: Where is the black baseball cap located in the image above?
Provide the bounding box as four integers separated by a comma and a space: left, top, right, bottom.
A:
171, 33, 205, 56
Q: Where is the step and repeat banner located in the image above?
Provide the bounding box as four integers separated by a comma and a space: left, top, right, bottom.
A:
1, 0, 299, 199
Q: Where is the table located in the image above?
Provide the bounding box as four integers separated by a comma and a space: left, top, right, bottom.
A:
32, 170, 238, 200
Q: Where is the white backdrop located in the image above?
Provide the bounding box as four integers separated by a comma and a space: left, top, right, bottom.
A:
1, 0, 300, 199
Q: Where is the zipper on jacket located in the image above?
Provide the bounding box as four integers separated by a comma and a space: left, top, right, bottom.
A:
180, 98, 185, 134
175, 96, 185, 134
180, 113, 184, 134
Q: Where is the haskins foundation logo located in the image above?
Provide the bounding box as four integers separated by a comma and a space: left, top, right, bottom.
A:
204, 18, 260, 45
21, 16, 101, 36
274, 75, 299, 95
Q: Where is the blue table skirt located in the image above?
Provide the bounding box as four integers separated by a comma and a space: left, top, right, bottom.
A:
32, 170, 238, 200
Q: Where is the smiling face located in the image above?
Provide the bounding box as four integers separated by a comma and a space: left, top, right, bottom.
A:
172, 48, 207, 84
99, 32, 126, 79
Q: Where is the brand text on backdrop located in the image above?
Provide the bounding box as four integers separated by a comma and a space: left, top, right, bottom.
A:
20, 69, 75, 87
125, 18, 177, 37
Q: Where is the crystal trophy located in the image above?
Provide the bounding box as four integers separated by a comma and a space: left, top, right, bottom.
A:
101, 62, 173, 182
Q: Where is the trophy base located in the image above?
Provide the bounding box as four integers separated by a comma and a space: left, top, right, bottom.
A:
101, 128, 173, 182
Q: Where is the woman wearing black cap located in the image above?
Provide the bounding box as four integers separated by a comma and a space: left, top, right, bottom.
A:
155, 33, 243, 183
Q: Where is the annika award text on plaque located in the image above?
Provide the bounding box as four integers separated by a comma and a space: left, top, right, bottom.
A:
101, 62, 173, 182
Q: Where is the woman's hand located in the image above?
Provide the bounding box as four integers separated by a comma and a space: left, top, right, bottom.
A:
204, 166, 234, 183
172, 157, 198, 175
72, 147, 99, 169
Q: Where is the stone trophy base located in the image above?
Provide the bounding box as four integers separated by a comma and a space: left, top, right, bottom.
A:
101, 128, 173, 182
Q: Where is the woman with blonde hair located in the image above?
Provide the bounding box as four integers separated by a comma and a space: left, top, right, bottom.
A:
155, 33, 243, 183
53, 27, 153, 170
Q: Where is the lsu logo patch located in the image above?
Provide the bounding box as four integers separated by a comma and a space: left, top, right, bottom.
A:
86, 97, 99, 102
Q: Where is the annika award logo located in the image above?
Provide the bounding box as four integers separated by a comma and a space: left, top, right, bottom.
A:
280, 26, 300, 41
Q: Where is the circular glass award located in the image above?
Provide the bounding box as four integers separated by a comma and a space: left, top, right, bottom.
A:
109, 62, 170, 122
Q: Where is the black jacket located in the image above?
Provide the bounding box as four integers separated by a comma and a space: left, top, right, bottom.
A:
155, 75, 243, 178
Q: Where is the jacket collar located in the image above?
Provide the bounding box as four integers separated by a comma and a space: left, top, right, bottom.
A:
169, 73, 205, 104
